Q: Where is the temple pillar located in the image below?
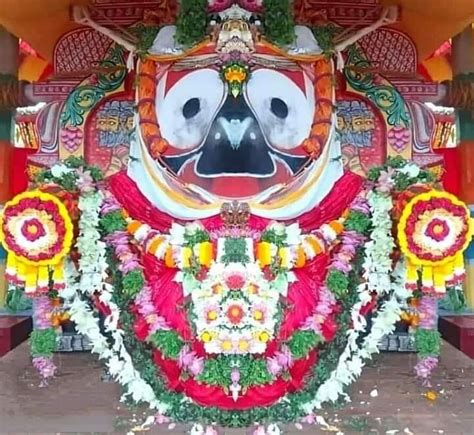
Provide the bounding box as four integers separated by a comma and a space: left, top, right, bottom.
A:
452, 26, 474, 309
0, 27, 18, 307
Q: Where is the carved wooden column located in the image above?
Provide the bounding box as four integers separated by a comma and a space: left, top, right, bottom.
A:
452, 26, 474, 309
0, 27, 18, 307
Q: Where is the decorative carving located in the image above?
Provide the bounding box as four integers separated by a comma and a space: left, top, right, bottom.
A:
220, 201, 251, 228
359, 29, 417, 74
54, 29, 112, 75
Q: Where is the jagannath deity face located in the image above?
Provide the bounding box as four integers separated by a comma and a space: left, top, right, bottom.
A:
156, 65, 315, 198
130, 5, 341, 219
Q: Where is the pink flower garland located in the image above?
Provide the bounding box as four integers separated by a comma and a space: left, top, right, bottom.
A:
32, 296, 57, 386
103, 198, 171, 340
415, 296, 439, 386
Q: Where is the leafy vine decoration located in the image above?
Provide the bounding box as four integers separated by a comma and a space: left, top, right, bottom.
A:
60, 45, 127, 128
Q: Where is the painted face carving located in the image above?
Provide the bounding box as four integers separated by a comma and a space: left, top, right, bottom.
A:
156, 67, 314, 198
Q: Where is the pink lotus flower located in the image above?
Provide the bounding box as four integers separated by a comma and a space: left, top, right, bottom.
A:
253, 426, 267, 435
225, 272, 246, 290
275, 345, 293, 369
188, 356, 205, 377
377, 168, 396, 194
267, 356, 283, 377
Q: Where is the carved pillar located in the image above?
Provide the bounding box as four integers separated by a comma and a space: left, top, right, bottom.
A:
0, 27, 18, 307
452, 26, 474, 309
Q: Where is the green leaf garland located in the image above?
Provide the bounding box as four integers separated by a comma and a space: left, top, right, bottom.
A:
30, 328, 57, 357
149, 330, 185, 360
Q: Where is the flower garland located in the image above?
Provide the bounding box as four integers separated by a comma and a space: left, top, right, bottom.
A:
398, 190, 472, 294
10, 156, 466, 430
30, 296, 57, 386
67, 167, 420, 428
0, 190, 74, 295
63, 188, 168, 411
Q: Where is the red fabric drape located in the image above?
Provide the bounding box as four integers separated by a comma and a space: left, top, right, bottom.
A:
108, 171, 363, 232
10, 147, 35, 196
110, 171, 362, 408
434, 147, 461, 196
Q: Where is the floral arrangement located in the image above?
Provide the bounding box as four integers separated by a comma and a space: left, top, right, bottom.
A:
0, 156, 472, 432
0, 190, 74, 295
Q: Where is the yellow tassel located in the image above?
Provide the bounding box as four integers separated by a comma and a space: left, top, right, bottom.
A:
37, 265, 49, 290
52, 262, 65, 290
197, 242, 214, 268
257, 242, 272, 267
454, 252, 465, 271
407, 261, 418, 281
5, 253, 17, 277
181, 247, 193, 269
278, 247, 291, 269
433, 266, 446, 294
24, 266, 38, 294
16, 260, 27, 284
421, 265, 434, 292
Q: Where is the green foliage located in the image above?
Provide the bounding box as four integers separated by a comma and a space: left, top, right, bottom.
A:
415, 328, 441, 358
326, 270, 349, 298
5, 287, 32, 313
288, 330, 322, 359
221, 238, 250, 265
345, 211, 371, 235
311, 24, 341, 54
131, 23, 161, 54
175, 0, 208, 46
367, 156, 436, 189
30, 328, 57, 357
261, 229, 286, 247
35, 156, 103, 192
100, 211, 127, 235
197, 356, 232, 387
197, 355, 273, 388
122, 270, 144, 298
184, 229, 210, 247
263, 0, 295, 46
439, 287, 466, 313
149, 330, 184, 360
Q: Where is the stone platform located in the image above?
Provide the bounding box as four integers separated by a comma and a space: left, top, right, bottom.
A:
439, 315, 474, 359
0, 316, 32, 357
0, 341, 473, 434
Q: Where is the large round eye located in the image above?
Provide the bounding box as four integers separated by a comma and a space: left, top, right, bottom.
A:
182, 98, 201, 119
156, 69, 225, 150
246, 69, 314, 150
271, 98, 289, 119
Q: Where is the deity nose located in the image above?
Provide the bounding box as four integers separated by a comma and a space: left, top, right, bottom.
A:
217, 117, 254, 150
195, 94, 275, 176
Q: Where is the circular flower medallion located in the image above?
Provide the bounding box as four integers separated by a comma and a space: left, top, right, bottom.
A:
0, 191, 74, 266
398, 191, 473, 266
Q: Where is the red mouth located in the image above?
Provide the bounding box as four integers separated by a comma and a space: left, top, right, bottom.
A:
178, 160, 293, 198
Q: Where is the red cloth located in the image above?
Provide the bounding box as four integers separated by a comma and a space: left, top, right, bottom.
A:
10, 147, 36, 196
109, 171, 363, 407
153, 349, 317, 409
108, 171, 363, 233
434, 147, 461, 196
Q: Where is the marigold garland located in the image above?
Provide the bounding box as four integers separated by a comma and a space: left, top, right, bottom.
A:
0, 190, 74, 294
398, 190, 473, 294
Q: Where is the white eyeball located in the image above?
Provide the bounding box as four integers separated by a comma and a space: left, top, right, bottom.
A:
156, 69, 225, 150
245, 69, 314, 150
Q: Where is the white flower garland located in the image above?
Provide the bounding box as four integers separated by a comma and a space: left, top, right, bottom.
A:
302, 191, 409, 413
62, 188, 409, 421
63, 191, 166, 412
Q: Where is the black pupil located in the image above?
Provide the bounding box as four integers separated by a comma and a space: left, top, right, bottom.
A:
271, 98, 288, 119
183, 98, 201, 119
